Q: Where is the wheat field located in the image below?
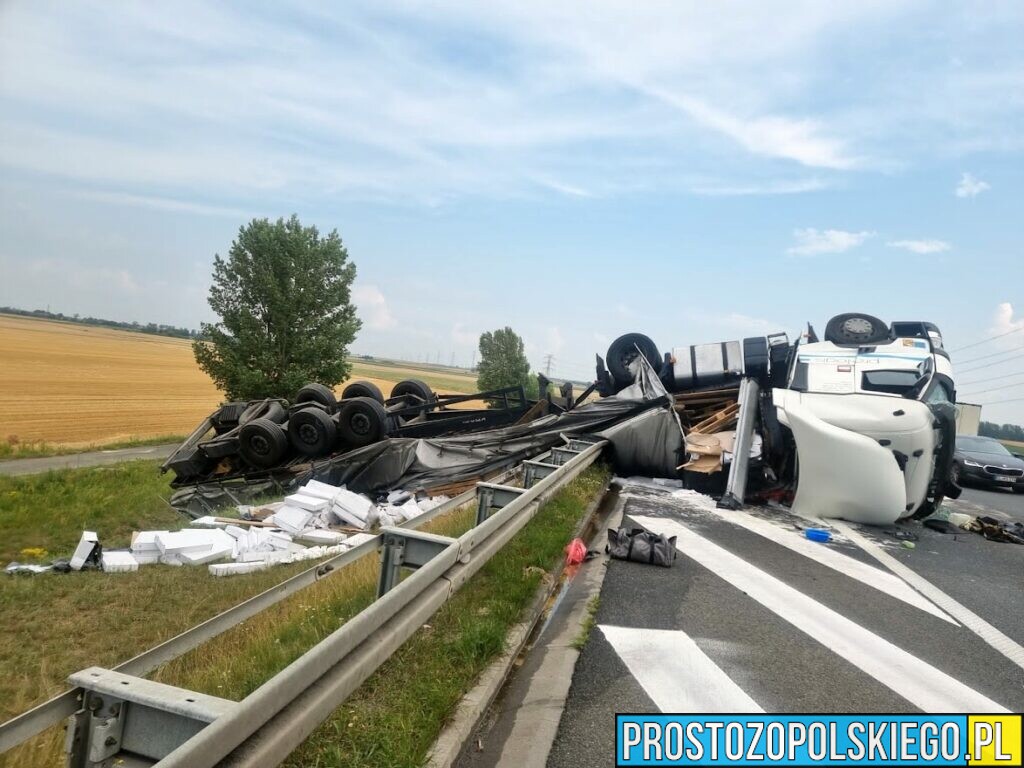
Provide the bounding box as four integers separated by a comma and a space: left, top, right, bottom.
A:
0, 314, 477, 447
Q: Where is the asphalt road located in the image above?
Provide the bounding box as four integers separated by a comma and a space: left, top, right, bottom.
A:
952, 485, 1024, 521
0, 443, 177, 476
548, 482, 1024, 768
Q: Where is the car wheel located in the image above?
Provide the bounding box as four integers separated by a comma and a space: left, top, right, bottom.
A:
287, 407, 338, 457
342, 380, 385, 404
294, 383, 338, 410
337, 397, 389, 447
239, 418, 289, 468
606, 333, 661, 387
950, 462, 961, 486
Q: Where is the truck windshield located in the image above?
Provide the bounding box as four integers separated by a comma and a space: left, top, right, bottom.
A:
861, 369, 919, 395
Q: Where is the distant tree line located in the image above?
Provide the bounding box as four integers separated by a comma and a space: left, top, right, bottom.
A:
979, 420, 1024, 442
1, 306, 201, 340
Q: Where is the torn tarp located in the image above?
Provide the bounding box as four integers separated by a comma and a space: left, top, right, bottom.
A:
170, 395, 669, 513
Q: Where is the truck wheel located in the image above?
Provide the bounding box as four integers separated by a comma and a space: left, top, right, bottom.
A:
824, 313, 890, 346
239, 418, 289, 468
391, 379, 435, 405
287, 407, 338, 457
342, 380, 385, 404
607, 333, 661, 387
295, 383, 338, 409
239, 399, 287, 425
337, 397, 389, 447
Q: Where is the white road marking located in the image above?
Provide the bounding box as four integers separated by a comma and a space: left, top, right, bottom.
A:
709, 507, 955, 624
831, 519, 1024, 672
599, 625, 764, 713
631, 514, 1008, 713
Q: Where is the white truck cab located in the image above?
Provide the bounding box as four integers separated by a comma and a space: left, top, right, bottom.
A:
773, 314, 958, 524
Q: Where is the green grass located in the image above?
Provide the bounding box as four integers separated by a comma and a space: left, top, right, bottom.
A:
0, 434, 186, 461
572, 595, 601, 651
283, 465, 609, 768
0, 460, 344, 768
0, 455, 608, 768
0, 461, 181, 562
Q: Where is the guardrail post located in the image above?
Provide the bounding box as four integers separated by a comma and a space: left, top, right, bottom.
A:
376, 529, 457, 598
522, 460, 559, 488
549, 447, 581, 466
474, 483, 527, 526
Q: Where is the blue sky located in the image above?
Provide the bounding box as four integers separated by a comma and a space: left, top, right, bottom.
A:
1, 2, 1022, 422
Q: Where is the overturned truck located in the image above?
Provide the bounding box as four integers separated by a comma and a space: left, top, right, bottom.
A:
596, 312, 960, 525
163, 378, 538, 488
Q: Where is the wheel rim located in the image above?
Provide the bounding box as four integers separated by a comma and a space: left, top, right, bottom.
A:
251, 435, 270, 456
298, 423, 319, 445
350, 413, 372, 436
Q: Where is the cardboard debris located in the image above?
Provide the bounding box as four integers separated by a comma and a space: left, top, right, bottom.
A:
69, 531, 99, 571
101, 550, 140, 573
285, 493, 330, 513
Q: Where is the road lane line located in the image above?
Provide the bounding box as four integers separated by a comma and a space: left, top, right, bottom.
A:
709, 507, 955, 624
631, 514, 1008, 713
599, 625, 764, 713
831, 519, 1024, 672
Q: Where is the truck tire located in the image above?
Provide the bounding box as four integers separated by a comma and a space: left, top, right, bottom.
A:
287, 407, 338, 457
295, 383, 338, 409
607, 333, 661, 387
824, 313, 890, 347
338, 397, 389, 447
239, 399, 287, 426
342, 380, 385, 404
391, 379, 435, 405
239, 418, 289, 468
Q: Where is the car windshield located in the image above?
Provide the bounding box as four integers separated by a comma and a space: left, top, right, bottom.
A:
955, 436, 1013, 456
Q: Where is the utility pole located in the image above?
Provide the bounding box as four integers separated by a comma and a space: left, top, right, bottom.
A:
450, 351, 456, 367
471, 350, 476, 370
543, 354, 555, 376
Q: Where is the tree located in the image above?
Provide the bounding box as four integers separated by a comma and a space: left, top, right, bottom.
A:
193, 215, 361, 400
476, 327, 535, 397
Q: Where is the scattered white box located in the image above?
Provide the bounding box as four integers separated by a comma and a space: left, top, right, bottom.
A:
155, 529, 226, 555
101, 550, 139, 573
295, 529, 347, 546
130, 531, 167, 553
268, 505, 312, 535
132, 551, 161, 565
332, 488, 373, 521
284, 493, 329, 513
70, 531, 99, 571
300, 479, 342, 500
190, 516, 224, 528
209, 561, 270, 577
344, 533, 376, 549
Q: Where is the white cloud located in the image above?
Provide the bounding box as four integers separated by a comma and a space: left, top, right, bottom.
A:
786, 228, 874, 256
352, 284, 396, 330
886, 239, 951, 254
990, 302, 1024, 345
955, 172, 990, 198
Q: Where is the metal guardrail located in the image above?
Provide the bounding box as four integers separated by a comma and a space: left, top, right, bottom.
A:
0, 470, 511, 756
2, 436, 606, 767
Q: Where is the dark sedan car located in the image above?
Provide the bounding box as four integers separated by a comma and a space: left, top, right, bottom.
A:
951, 435, 1024, 493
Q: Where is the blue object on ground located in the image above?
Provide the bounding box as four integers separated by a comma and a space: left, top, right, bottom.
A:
805, 528, 831, 543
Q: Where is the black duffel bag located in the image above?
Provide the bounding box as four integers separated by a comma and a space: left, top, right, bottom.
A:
607, 527, 676, 568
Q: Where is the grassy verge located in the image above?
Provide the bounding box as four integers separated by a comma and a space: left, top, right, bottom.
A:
284, 465, 609, 767
0, 461, 608, 768
0, 461, 337, 768
0, 434, 186, 461
572, 595, 601, 651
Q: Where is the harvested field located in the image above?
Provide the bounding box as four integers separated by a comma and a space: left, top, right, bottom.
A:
0, 314, 477, 448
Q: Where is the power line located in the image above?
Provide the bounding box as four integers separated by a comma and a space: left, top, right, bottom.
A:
958, 381, 1024, 397
957, 369, 1024, 387
955, 344, 1024, 366
949, 324, 1024, 352
957, 351, 1024, 375
972, 396, 1024, 405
